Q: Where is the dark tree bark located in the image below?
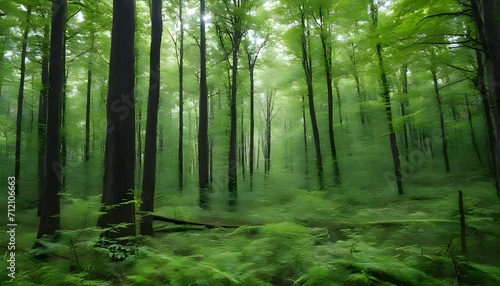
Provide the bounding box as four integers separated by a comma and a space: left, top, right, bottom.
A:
37, 0, 66, 238
476, 50, 496, 176
347, 43, 365, 125
140, 0, 162, 236
299, 5, 324, 189
470, 0, 500, 196
97, 0, 136, 239
244, 34, 267, 187
333, 79, 343, 125
301, 93, 309, 183
137, 109, 142, 184
14, 6, 31, 192
316, 6, 341, 185
400, 65, 410, 173
199, 0, 210, 209
263, 90, 276, 174
371, 1, 403, 194
178, 0, 185, 191
465, 93, 484, 166
431, 68, 450, 173
61, 26, 68, 188
228, 34, 240, 205
240, 98, 245, 179
85, 32, 95, 162
37, 23, 49, 217
248, 55, 255, 179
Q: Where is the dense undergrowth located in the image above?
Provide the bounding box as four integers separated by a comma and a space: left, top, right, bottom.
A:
1, 170, 500, 285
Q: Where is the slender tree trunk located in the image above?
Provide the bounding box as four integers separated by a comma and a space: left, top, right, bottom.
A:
401, 65, 410, 173
228, 17, 241, 206
37, 0, 66, 239
333, 80, 343, 125
61, 28, 67, 188
249, 65, 255, 180
371, 1, 402, 194
302, 93, 309, 182
199, 0, 210, 209
137, 109, 142, 184
241, 96, 245, 179
317, 7, 341, 185
85, 32, 95, 162
465, 93, 484, 167
264, 91, 273, 174
209, 93, 214, 187
431, 68, 450, 173
97, 0, 136, 240
178, 0, 184, 191
37, 24, 50, 217
476, 50, 497, 175
140, 0, 162, 236
300, 7, 324, 189
85, 69, 92, 161
378, 44, 403, 194
14, 7, 31, 191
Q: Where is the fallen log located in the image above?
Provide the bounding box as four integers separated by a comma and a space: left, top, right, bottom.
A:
137, 212, 241, 229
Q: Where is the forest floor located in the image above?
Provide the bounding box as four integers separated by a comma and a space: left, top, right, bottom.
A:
1, 169, 500, 285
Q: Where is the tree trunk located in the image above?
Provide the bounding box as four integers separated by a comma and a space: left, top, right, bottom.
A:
302, 93, 309, 182
228, 15, 241, 206
178, 0, 184, 191
371, 1, 403, 194
140, 0, 162, 236
465, 93, 484, 167
85, 68, 92, 161
378, 44, 403, 194
264, 91, 274, 174
299, 6, 324, 189
333, 79, 343, 125
97, 0, 136, 240
476, 50, 497, 178
318, 7, 341, 185
249, 64, 255, 180
199, 0, 210, 209
240, 96, 245, 179
137, 109, 142, 184
85, 31, 95, 162
14, 6, 31, 191
431, 68, 450, 173
37, 23, 50, 217
37, 0, 66, 238
401, 65, 410, 173
61, 27, 67, 188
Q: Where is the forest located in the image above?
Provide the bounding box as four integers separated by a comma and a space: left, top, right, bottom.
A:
0, 0, 500, 285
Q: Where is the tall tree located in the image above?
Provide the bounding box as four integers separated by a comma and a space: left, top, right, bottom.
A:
37, 23, 49, 216
97, 0, 136, 240
470, 0, 500, 196
243, 31, 268, 186
214, 0, 251, 205
199, 0, 210, 209
314, 2, 341, 184
14, 6, 31, 192
85, 30, 95, 162
430, 58, 450, 173
298, 1, 324, 189
370, 0, 403, 194
37, 0, 66, 239
140, 0, 162, 236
